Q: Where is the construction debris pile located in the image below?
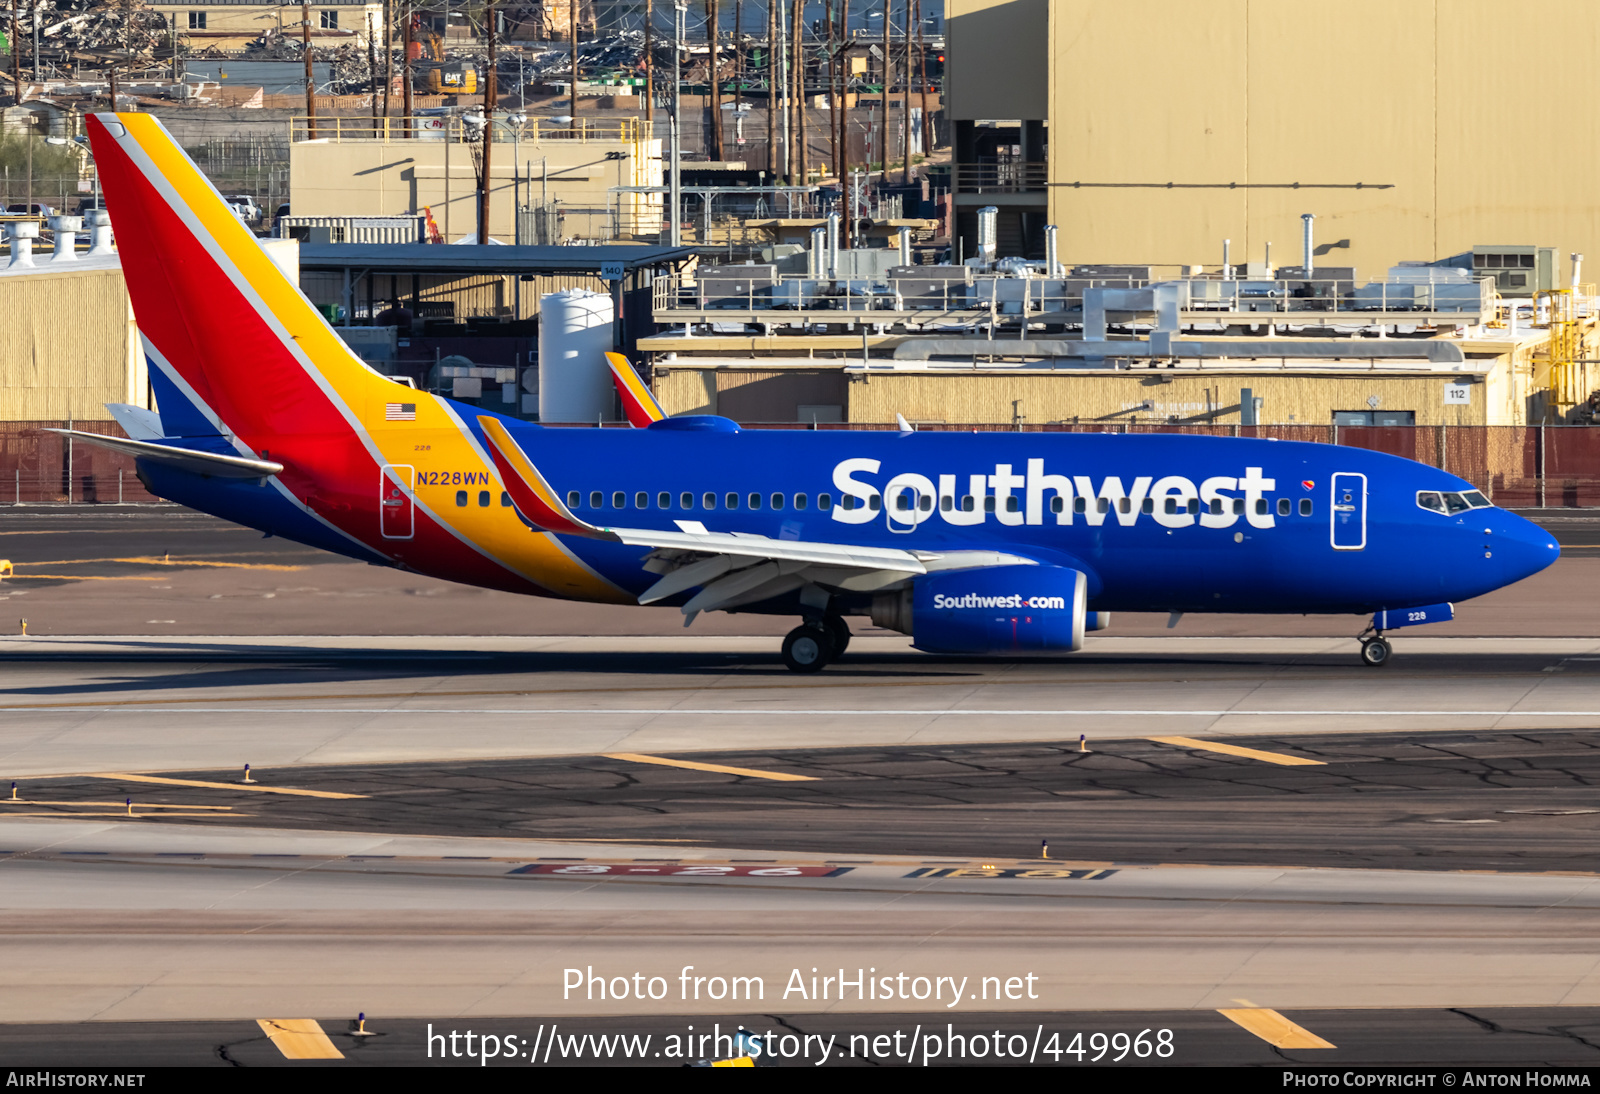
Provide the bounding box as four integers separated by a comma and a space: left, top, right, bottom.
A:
26, 0, 169, 73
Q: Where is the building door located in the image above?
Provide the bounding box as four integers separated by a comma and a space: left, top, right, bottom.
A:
380, 464, 415, 540
1330, 472, 1367, 551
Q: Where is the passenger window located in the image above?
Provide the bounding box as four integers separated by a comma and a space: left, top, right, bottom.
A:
657, 491, 671, 509
680, 491, 694, 509
919, 495, 933, 512
567, 490, 580, 508
984, 497, 997, 513
1232, 498, 1244, 515
748, 492, 762, 510
613, 491, 626, 509
1118, 498, 1130, 514
725, 492, 739, 510
894, 493, 911, 511
1209, 498, 1223, 515
636, 491, 649, 509
501, 492, 511, 507
1073, 497, 1087, 514
1097, 498, 1110, 514
1255, 499, 1268, 515
455, 490, 468, 507
1187, 498, 1200, 515
1277, 498, 1291, 516
868, 495, 881, 511
479, 490, 491, 507
795, 493, 808, 510
940, 495, 953, 511
1005, 496, 1020, 513
1164, 498, 1178, 515
702, 492, 717, 509
590, 491, 603, 509
817, 494, 831, 510
1299, 498, 1313, 516
1140, 498, 1153, 514
770, 492, 785, 510
1050, 497, 1064, 514
963, 495, 976, 512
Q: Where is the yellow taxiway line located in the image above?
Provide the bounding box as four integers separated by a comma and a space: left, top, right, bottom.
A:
92, 774, 366, 799
1149, 736, 1326, 766
1218, 1007, 1336, 1048
256, 1019, 344, 1059
602, 752, 818, 782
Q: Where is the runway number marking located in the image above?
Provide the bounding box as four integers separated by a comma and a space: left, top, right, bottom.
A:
1149, 736, 1326, 767
93, 773, 367, 799
510, 863, 853, 877
256, 1018, 345, 1059
1217, 1008, 1335, 1049
904, 867, 1116, 879
600, 752, 819, 782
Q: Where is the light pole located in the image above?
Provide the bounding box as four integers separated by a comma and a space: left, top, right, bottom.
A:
670, 1, 685, 245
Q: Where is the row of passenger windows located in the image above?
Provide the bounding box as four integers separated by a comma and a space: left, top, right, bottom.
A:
565, 490, 1315, 518
456, 490, 513, 508
570, 490, 835, 513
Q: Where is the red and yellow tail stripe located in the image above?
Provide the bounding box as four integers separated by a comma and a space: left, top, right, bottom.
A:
478, 416, 606, 538
87, 112, 625, 602
607, 352, 666, 427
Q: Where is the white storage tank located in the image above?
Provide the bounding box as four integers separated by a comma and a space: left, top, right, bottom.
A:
538, 289, 614, 423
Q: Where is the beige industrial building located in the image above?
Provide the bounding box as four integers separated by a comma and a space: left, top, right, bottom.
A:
948, 0, 1600, 281
288, 117, 661, 244
149, 1, 382, 49
0, 253, 147, 421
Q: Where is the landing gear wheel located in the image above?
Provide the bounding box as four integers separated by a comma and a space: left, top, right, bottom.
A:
822, 615, 851, 657
1359, 636, 1392, 667
782, 623, 835, 673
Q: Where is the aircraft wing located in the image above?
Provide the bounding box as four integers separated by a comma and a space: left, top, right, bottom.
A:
476, 414, 1033, 619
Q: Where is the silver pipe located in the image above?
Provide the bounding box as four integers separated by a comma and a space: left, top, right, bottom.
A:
1044, 224, 1059, 278
897, 226, 910, 267
1572, 252, 1584, 292
49, 215, 80, 261
1301, 213, 1315, 276
86, 210, 113, 256
7, 221, 37, 268
810, 226, 826, 278
827, 210, 840, 279
1222, 238, 1231, 280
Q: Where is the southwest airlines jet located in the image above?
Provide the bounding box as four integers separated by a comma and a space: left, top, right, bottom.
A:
65, 113, 1559, 671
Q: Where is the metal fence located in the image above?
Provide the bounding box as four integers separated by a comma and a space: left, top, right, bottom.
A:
2, 421, 1599, 509
737, 423, 1600, 509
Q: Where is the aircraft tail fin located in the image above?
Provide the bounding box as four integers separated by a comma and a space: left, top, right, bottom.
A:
85, 112, 388, 447
606, 352, 666, 427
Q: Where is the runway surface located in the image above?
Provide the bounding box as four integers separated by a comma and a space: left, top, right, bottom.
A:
3, 508, 1600, 1066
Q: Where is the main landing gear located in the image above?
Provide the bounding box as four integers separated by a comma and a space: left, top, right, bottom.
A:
1359, 634, 1392, 667
781, 616, 850, 673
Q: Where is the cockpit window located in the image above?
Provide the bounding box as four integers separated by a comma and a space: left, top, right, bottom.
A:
1420, 489, 1492, 514
1416, 491, 1446, 513
1443, 493, 1471, 513
1462, 491, 1492, 508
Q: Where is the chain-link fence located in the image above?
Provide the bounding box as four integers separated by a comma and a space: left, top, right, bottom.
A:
0, 423, 164, 505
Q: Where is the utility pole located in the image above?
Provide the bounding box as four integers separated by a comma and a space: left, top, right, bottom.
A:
764, 0, 776, 179
879, 0, 889, 181
644, 0, 653, 127
826, 0, 836, 181
901, 0, 910, 183
9, 0, 19, 101
916, 0, 928, 152
479, 0, 495, 245
778, 0, 789, 183
302, 0, 317, 139
839, 0, 850, 246
790, 0, 802, 183
569, 0, 578, 130
707, 0, 721, 160
368, 9, 379, 127
382, 0, 393, 121
402, 3, 414, 137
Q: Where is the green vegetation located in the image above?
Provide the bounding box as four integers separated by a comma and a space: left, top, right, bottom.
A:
0, 131, 85, 203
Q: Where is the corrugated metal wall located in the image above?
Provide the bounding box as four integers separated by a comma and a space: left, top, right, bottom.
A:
0, 267, 144, 421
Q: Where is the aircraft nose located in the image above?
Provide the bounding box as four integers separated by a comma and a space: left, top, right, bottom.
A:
1488, 511, 1560, 582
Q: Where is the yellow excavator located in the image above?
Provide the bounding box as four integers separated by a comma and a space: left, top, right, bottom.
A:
409, 18, 477, 96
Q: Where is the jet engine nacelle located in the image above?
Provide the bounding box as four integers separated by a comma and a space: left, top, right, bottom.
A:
872, 564, 1089, 654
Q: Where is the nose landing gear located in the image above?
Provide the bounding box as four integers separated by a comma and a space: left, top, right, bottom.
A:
1359, 635, 1392, 667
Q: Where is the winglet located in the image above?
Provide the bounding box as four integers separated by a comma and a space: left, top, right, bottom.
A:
607, 352, 666, 427
477, 415, 614, 539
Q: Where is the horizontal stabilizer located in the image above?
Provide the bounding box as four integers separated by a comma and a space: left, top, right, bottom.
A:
46, 429, 283, 479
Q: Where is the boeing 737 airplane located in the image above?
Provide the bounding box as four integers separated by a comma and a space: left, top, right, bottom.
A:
62, 113, 1560, 671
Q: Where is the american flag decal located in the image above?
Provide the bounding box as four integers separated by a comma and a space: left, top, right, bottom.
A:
386, 403, 416, 421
